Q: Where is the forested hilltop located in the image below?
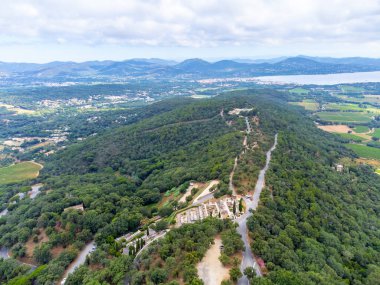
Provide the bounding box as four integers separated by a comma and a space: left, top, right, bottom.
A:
0, 92, 256, 284
245, 97, 380, 284
0, 89, 379, 285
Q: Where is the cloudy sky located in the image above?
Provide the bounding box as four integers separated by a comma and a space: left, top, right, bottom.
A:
1, 0, 380, 62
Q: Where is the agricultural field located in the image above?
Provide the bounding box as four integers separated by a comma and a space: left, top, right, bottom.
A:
289, 87, 309, 95
325, 103, 380, 114
317, 112, 373, 123
346, 144, 380, 160
373, 128, 380, 139
335, 133, 366, 142
0, 161, 42, 185
291, 100, 319, 111
317, 124, 352, 133
334, 95, 380, 104
354, 126, 370, 133
340, 85, 365, 93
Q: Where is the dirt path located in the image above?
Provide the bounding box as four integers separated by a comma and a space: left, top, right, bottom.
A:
179, 185, 195, 203
229, 157, 238, 195
197, 237, 229, 285
178, 182, 203, 203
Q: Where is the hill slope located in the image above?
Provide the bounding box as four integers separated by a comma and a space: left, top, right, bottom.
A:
1, 90, 379, 285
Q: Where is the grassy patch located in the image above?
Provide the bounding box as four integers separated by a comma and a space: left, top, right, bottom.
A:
0, 103, 35, 115
373, 128, 380, 139
335, 133, 365, 142
317, 112, 373, 123
340, 85, 365, 93
346, 144, 380, 160
0, 161, 42, 185
289, 87, 309, 95
325, 103, 380, 114
354, 126, 370, 133
326, 103, 363, 112
291, 100, 318, 111
375, 169, 380, 175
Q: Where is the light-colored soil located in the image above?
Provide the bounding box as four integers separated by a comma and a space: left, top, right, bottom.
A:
0, 103, 35, 115
193, 180, 219, 203
197, 237, 229, 285
51, 245, 66, 258
318, 125, 352, 133
29, 141, 52, 150
356, 158, 380, 167
228, 108, 253, 115
20, 228, 49, 264
179, 184, 202, 203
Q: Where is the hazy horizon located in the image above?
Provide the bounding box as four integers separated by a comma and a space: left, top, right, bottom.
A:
2, 54, 380, 65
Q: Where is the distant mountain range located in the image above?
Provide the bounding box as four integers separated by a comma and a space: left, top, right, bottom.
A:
1, 56, 380, 81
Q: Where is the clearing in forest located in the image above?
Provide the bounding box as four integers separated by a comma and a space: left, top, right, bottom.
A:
197, 237, 229, 285
0, 161, 42, 185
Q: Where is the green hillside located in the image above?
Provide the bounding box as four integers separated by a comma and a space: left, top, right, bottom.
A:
1, 90, 379, 285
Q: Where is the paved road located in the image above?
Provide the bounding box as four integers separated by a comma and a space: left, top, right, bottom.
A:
0, 247, 9, 259
134, 231, 168, 261
29, 184, 43, 199
237, 134, 278, 285
193, 192, 214, 205
0, 208, 8, 217
60, 241, 95, 283
193, 180, 219, 205
245, 117, 252, 134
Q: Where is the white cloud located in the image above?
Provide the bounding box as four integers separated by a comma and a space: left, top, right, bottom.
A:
0, 0, 379, 61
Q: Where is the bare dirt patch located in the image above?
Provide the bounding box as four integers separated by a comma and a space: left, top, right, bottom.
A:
228, 108, 253, 115
318, 125, 352, 133
356, 158, 380, 167
179, 182, 202, 203
197, 237, 229, 285
17, 228, 50, 264
51, 245, 66, 258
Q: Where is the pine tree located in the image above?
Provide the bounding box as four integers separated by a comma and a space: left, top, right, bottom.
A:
233, 200, 236, 214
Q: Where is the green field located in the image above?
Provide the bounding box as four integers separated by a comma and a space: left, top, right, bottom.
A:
354, 126, 370, 133
373, 128, 380, 139
326, 103, 380, 114
317, 112, 373, 123
326, 103, 363, 111
289, 87, 309, 95
291, 100, 318, 111
0, 161, 42, 185
335, 133, 365, 142
376, 169, 380, 175
340, 85, 365, 93
346, 144, 380, 160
